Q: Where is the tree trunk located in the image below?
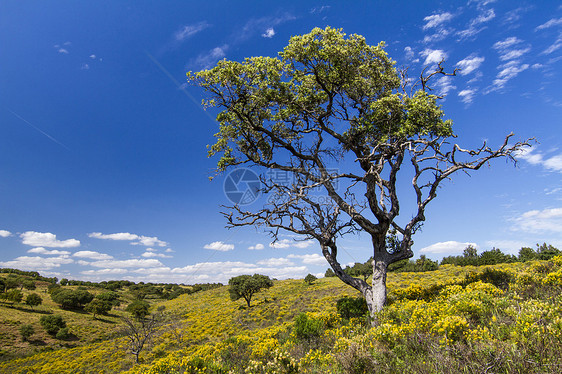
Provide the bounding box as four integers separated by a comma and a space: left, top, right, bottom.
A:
364, 259, 388, 326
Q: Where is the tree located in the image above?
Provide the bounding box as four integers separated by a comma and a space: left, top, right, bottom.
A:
51, 288, 94, 309
25, 293, 42, 310
4, 289, 23, 306
122, 314, 160, 363
228, 274, 273, 307
84, 299, 112, 319
40, 314, 66, 336
189, 27, 530, 324
19, 324, 34, 342
126, 300, 150, 321
304, 273, 317, 285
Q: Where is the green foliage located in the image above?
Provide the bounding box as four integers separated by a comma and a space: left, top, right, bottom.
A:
464, 268, 513, 290
389, 255, 439, 273
1, 289, 23, 304
336, 296, 369, 320
55, 327, 70, 340
25, 293, 43, 309
304, 274, 317, 285
51, 288, 94, 309
228, 274, 273, 307
96, 291, 121, 306
84, 298, 113, 318
293, 313, 324, 341
19, 324, 34, 341
324, 268, 336, 277
40, 314, 67, 336
126, 300, 150, 320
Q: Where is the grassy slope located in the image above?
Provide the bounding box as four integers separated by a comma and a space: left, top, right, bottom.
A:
0, 263, 492, 373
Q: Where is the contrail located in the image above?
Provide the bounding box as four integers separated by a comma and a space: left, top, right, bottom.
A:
144, 51, 217, 124
6, 107, 70, 151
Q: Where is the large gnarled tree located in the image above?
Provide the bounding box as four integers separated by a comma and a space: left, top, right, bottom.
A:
188, 27, 529, 324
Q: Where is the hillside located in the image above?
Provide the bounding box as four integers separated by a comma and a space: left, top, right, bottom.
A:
1, 259, 562, 373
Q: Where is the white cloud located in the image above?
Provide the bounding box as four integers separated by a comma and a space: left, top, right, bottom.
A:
192, 45, 228, 69
434, 76, 456, 96
80, 63, 90, 70
238, 14, 296, 41
457, 9, 495, 39
419, 241, 479, 255
73, 250, 114, 260
89, 54, 96, 59
542, 33, 562, 55
458, 89, 477, 104
256, 257, 294, 266
262, 28, 275, 38
57, 48, 69, 54
141, 251, 172, 258
519, 147, 562, 173
89, 258, 165, 268
0, 256, 73, 271
456, 55, 485, 75
488, 60, 529, 91
81, 268, 128, 275
27, 247, 71, 256
248, 243, 264, 250
423, 12, 454, 30
0, 230, 11, 237
175, 21, 210, 41
89, 232, 167, 247
165, 248, 174, 253
535, 17, 562, 31
204, 241, 234, 251
511, 208, 562, 233
21, 231, 80, 248
288, 253, 327, 265
420, 49, 448, 65
492, 37, 531, 61
404, 46, 415, 60
423, 29, 451, 44
89, 232, 139, 241
269, 239, 314, 249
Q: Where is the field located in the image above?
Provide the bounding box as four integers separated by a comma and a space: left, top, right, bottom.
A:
1, 258, 562, 373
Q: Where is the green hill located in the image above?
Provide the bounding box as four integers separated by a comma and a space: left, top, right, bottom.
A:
1, 259, 562, 373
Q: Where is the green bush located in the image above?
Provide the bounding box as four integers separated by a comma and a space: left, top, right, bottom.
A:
55, 327, 70, 340
293, 313, 324, 341
464, 268, 512, 290
40, 315, 66, 336
19, 324, 34, 341
336, 296, 369, 320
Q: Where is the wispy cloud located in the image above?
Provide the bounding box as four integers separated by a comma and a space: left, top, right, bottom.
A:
535, 17, 562, 31
423, 12, 454, 30
458, 88, 477, 104
0, 230, 11, 238
73, 250, 114, 260
492, 37, 531, 60
457, 8, 495, 39
191, 45, 228, 69
511, 208, 562, 233
238, 13, 296, 42
434, 75, 456, 97
488, 60, 529, 91
542, 33, 562, 55
204, 241, 234, 251
0, 256, 73, 271
419, 241, 478, 255
287, 253, 327, 265
256, 257, 294, 266
456, 55, 485, 75
269, 239, 314, 249
28, 247, 71, 256
88, 232, 167, 247
248, 243, 264, 250
175, 21, 210, 41
517, 146, 562, 172
21, 231, 80, 248
262, 28, 275, 38
420, 49, 448, 65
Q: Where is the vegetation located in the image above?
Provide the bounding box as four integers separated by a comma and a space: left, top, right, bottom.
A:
39, 315, 67, 336
25, 293, 42, 310
126, 300, 151, 321
189, 26, 531, 320
228, 274, 274, 307
304, 274, 317, 285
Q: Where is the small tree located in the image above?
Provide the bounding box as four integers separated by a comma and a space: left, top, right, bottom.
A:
19, 324, 35, 342
85, 299, 112, 319
40, 314, 66, 336
25, 293, 42, 310
228, 274, 273, 307
189, 26, 530, 324
304, 274, 317, 285
122, 314, 160, 364
126, 300, 150, 321
5, 289, 23, 306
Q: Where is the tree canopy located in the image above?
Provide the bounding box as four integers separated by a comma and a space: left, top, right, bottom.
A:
189, 27, 530, 324
228, 274, 273, 307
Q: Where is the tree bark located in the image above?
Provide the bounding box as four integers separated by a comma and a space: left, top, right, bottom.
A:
366, 259, 388, 326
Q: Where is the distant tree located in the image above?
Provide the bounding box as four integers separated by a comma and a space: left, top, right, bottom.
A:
19, 324, 35, 342
60, 278, 69, 286
189, 26, 530, 323
40, 315, 66, 336
4, 276, 20, 291
126, 300, 150, 321
349, 261, 373, 281
51, 289, 94, 309
85, 299, 113, 319
518, 246, 537, 262
25, 293, 43, 310
96, 291, 121, 306
324, 268, 336, 277
122, 314, 160, 364
536, 243, 560, 260
228, 274, 274, 307
4, 289, 23, 306
479, 248, 515, 265
304, 274, 317, 285
22, 279, 36, 291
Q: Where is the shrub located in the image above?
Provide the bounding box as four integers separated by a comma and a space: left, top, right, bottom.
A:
336, 296, 369, 320
51, 289, 94, 309
304, 274, 317, 285
25, 293, 43, 309
55, 327, 70, 340
293, 313, 324, 341
19, 324, 34, 341
126, 300, 150, 320
464, 268, 512, 290
40, 315, 66, 336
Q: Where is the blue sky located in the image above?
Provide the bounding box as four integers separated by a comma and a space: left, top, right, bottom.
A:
0, 1, 561, 284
